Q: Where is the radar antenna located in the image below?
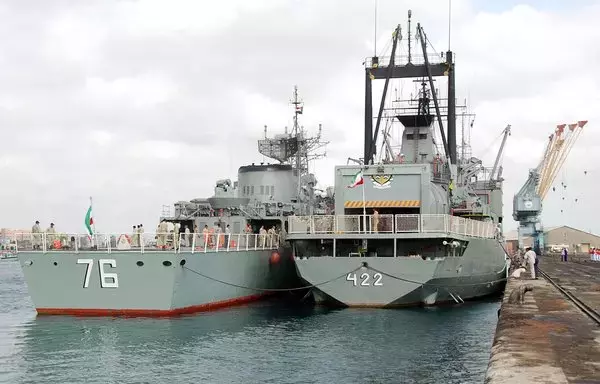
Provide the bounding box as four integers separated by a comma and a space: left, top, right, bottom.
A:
257, 86, 329, 178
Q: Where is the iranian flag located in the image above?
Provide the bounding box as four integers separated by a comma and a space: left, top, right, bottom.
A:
347, 171, 364, 188
84, 205, 94, 236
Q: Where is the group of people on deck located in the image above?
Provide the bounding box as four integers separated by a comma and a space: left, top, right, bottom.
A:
31, 220, 57, 250
150, 220, 281, 250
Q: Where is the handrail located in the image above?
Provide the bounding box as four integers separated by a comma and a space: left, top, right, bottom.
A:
10, 232, 280, 254
288, 214, 497, 239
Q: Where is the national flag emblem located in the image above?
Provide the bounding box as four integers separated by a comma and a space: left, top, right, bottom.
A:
347, 171, 364, 188
84, 205, 94, 236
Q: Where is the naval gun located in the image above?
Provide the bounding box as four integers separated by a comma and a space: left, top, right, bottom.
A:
512, 121, 587, 254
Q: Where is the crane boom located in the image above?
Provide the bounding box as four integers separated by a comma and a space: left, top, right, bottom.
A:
512, 120, 588, 254
490, 125, 511, 180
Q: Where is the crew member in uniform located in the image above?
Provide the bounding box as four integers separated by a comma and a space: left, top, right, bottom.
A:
32, 220, 41, 250
372, 209, 380, 233
46, 223, 56, 249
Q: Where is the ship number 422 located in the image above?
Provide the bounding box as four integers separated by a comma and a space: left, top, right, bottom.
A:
77, 259, 119, 288
346, 272, 383, 286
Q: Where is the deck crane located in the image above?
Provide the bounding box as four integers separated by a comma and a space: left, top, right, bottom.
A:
490, 124, 511, 187
512, 120, 588, 254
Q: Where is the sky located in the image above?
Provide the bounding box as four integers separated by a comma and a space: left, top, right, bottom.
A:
0, 0, 599, 234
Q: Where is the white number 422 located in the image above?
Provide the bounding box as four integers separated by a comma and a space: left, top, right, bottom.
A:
346, 272, 383, 286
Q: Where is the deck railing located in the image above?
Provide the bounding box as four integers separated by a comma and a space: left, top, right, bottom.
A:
288, 214, 497, 239
9, 232, 280, 254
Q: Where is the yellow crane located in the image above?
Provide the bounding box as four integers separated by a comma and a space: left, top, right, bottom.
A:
512, 120, 588, 253
537, 121, 588, 199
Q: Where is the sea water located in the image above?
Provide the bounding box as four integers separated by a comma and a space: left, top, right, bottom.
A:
0, 259, 499, 384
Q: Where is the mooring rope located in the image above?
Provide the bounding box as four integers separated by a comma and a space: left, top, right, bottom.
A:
365, 264, 508, 288
182, 265, 363, 292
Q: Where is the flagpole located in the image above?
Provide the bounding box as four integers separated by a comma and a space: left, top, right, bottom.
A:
362, 166, 367, 233
90, 196, 97, 248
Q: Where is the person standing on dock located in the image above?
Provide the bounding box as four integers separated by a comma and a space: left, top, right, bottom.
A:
524, 247, 537, 279
561, 247, 568, 262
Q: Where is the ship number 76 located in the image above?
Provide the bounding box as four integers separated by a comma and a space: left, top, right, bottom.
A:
346, 272, 383, 286
77, 259, 119, 288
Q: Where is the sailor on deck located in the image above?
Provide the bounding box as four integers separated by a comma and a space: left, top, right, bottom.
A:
32, 220, 41, 250
132, 225, 137, 246
138, 224, 144, 247
157, 219, 168, 249
173, 222, 181, 250
372, 209, 380, 233
244, 223, 253, 247
46, 223, 56, 248
184, 225, 191, 247
267, 226, 275, 247
259, 225, 267, 248
225, 224, 231, 247
202, 225, 210, 247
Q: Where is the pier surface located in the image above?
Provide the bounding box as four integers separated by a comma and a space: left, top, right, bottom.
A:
485, 256, 600, 383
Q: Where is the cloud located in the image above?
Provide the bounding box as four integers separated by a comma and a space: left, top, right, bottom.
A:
0, 0, 598, 236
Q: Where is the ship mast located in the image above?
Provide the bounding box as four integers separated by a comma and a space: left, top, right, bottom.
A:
291, 86, 303, 197
257, 86, 329, 213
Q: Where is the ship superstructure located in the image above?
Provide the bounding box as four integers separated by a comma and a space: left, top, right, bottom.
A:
286, 12, 509, 308
160, 86, 331, 232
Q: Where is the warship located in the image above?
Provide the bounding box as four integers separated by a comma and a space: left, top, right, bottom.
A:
286, 13, 510, 308
14, 87, 330, 316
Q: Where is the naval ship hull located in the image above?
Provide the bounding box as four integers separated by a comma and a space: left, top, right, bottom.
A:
18, 248, 297, 316
295, 238, 508, 308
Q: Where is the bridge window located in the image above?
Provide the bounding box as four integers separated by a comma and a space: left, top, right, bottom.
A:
260, 185, 264, 195
270, 185, 275, 196
406, 133, 428, 140
251, 186, 254, 195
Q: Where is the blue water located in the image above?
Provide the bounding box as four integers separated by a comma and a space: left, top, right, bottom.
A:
0, 259, 500, 383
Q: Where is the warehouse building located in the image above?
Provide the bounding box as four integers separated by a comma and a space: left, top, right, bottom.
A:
504, 225, 600, 254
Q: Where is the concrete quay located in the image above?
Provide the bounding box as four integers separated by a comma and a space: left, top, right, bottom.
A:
485, 257, 600, 383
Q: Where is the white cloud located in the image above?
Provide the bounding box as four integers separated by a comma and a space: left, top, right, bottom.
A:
83, 73, 177, 108
115, 0, 286, 37
0, 0, 598, 235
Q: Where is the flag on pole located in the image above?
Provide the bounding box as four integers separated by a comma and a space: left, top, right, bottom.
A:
84, 205, 94, 236
347, 171, 364, 188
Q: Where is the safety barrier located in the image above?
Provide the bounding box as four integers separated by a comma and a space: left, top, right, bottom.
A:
9, 232, 280, 254
288, 214, 497, 239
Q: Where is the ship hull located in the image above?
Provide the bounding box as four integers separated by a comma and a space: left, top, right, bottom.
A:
294, 238, 508, 308
18, 248, 298, 316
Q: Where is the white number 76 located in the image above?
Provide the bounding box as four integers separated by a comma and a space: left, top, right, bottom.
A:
77, 259, 119, 288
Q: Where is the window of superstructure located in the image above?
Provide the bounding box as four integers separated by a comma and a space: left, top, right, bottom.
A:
251, 186, 254, 195
270, 185, 275, 196
260, 185, 264, 195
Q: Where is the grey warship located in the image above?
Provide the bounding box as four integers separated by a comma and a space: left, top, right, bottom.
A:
287, 13, 509, 308
14, 87, 329, 316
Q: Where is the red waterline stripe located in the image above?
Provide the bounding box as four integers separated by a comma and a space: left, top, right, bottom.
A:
36, 292, 273, 317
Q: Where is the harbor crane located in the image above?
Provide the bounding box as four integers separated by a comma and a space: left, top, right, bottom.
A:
512, 120, 588, 254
